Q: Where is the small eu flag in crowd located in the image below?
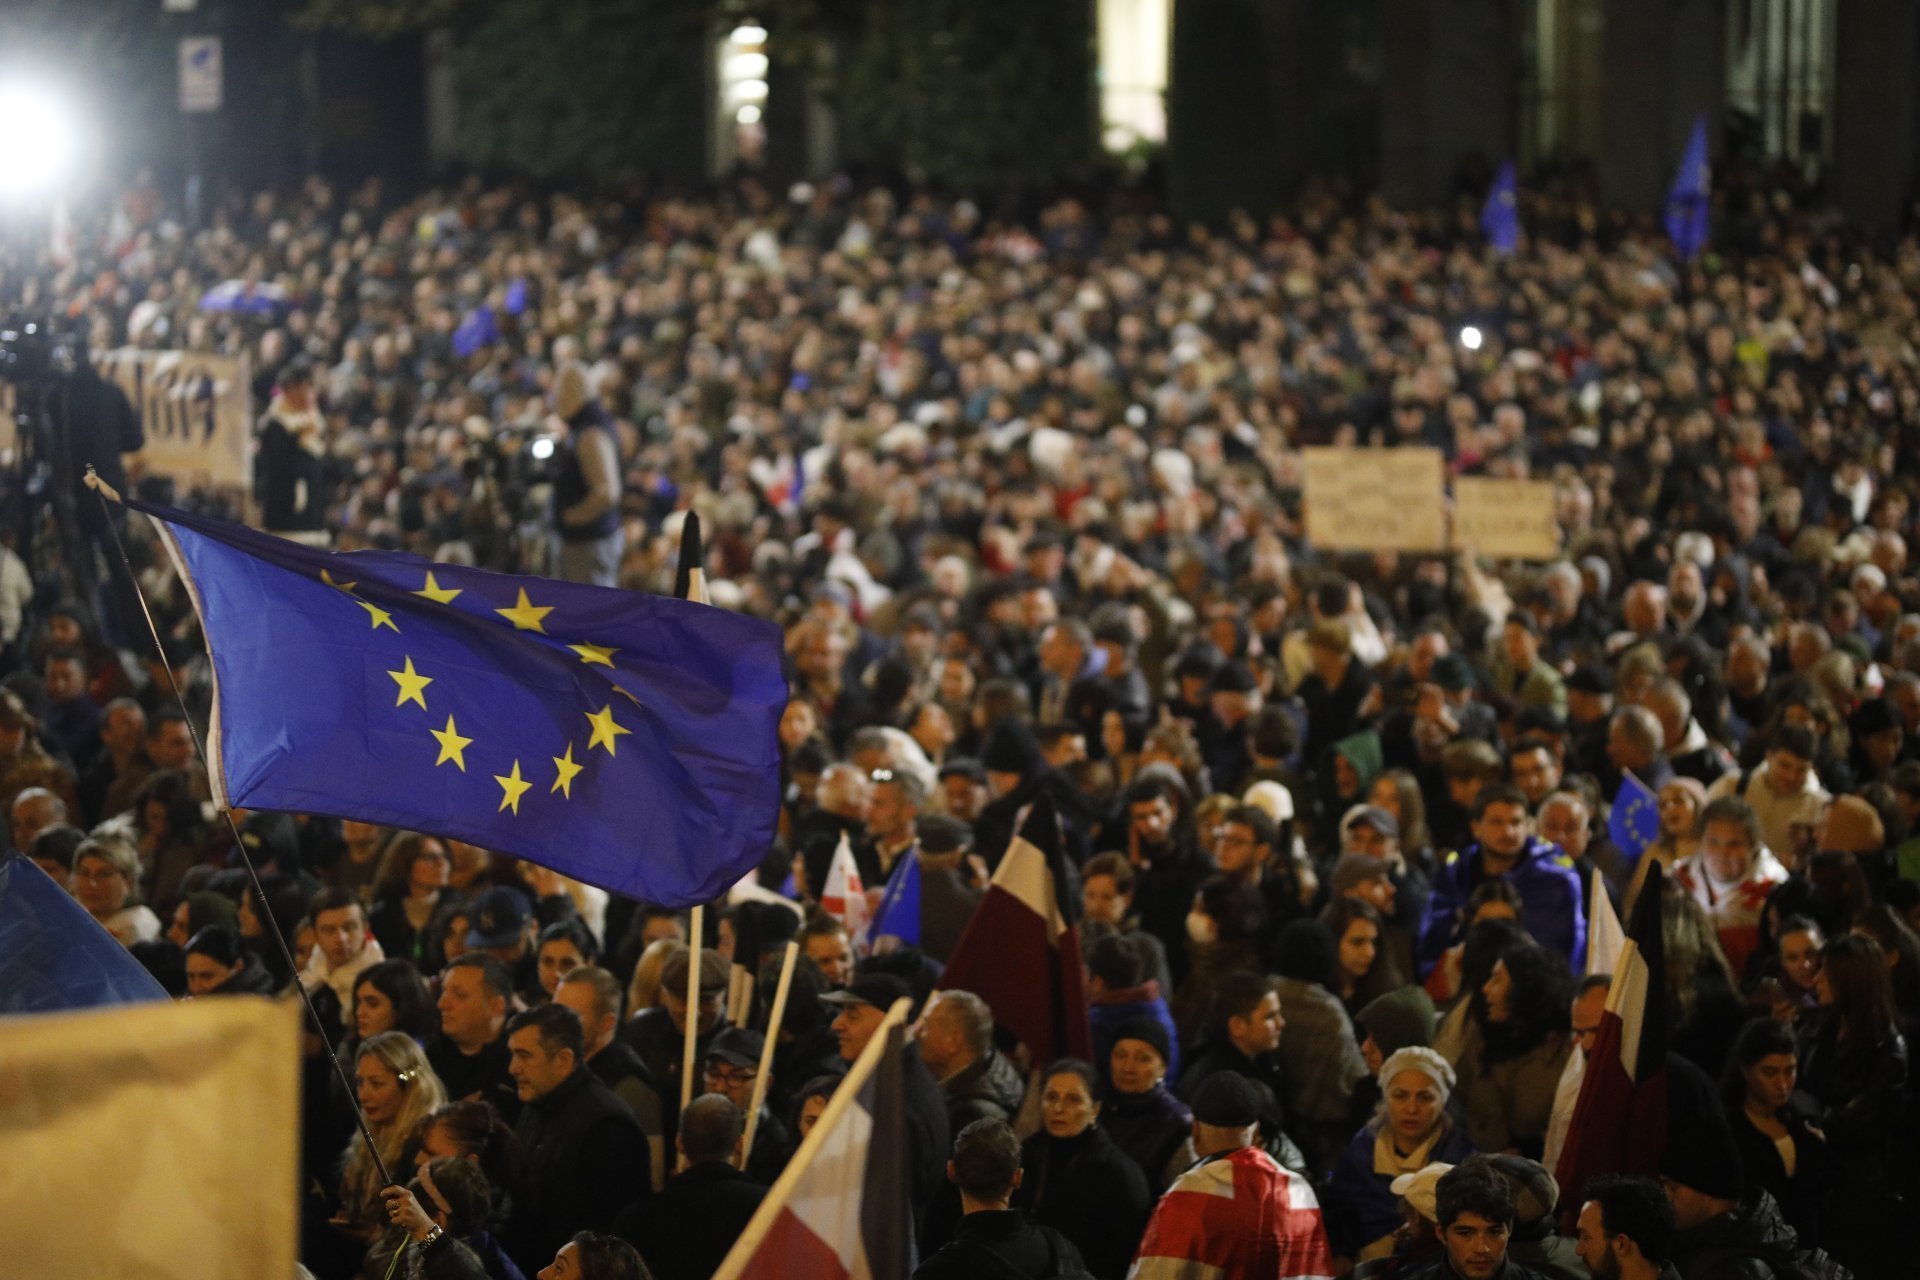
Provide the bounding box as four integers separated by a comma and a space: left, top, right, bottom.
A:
1664, 113, 1711, 261
1481, 160, 1520, 256
135, 499, 787, 906
1608, 771, 1663, 861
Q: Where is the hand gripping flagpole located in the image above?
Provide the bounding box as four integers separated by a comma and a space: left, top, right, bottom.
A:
85, 469, 396, 1190
738, 939, 799, 1170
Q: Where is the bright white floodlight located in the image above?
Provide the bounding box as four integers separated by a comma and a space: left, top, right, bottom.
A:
1459, 325, 1484, 351
0, 81, 83, 200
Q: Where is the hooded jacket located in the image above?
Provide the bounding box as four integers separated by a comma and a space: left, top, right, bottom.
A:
1417, 837, 1587, 975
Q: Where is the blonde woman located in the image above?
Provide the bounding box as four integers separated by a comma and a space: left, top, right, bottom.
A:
335, 1031, 446, 1242
70, 835, 160, 947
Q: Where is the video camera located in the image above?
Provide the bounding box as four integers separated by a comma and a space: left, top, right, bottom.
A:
0, 314, 77, 386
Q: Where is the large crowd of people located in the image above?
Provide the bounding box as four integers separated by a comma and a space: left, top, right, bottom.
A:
6, 162, 1920, 1280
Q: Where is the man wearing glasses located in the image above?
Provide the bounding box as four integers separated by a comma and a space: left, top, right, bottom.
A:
700, 1026, 791, 1184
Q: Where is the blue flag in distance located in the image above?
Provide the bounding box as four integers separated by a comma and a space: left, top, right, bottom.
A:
870, 849, 922, 949
1609, 770, 1663, 861
1664, 113, 1711, 261
1481, 160, 1520, 255
0, 852, 168, 1013
136, 499, 787, 907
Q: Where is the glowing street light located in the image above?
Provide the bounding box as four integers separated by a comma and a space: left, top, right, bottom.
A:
0, 80, 85, 202
1459, 325, 1484, 351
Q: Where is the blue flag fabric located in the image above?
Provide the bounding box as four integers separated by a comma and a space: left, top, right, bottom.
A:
1481, 160, 1520, 255
0, 852, 168, 1013
871, 850, 922, 949
135, 499, 786, 907
1609, 771, 1663, 861
1664, 114, 1711, 261
451, 305, 498, 358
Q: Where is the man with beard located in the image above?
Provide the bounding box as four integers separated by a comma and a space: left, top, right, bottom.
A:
1574, 1176, 1678, 1280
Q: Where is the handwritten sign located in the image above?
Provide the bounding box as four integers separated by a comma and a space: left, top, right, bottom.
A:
0, 349, 252, 493
1454, 476, 1561, 560
1302, 447, 1447, 552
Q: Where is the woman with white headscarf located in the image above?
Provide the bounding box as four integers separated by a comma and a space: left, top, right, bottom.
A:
1322, 1046, 1476, 1268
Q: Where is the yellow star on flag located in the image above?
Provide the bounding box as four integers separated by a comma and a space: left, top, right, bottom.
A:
321, 569, 358, 594
387, 656, 433, 710
551, 743, 584, 798
431, 716, 472, 771
569, 642, 617, 667
414, 571, 462, 605
585, 704, 631, 756
359, 601, 399, 633
495, 760, 532, 814
495, 588, 553, 633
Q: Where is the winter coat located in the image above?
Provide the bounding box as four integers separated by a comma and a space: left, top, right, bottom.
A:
614, 1160, 766, 1280
914, 1209, 1088, 1280
1451, 1022, 1571, 1158
1729, 1105, 1831, 1250
505, 1068, 650, 1274
1418, 838, 1587, 975
1673, 1189, 1850, 1280
1323, 1120, 1476, 1259
942, 1048, 1027, 1132
1102, 1080, 1193, 1194
1014, 1126, 1153, 1280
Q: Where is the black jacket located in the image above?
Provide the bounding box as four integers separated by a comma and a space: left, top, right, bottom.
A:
913, 1209, 1088, 1280
1673, 1189, 1850, 1280
1013, 1127, 1152, 1280
1729, 1105, 1831, 1249
506, 1068, 650, 1274
942, 1049, 1027, 1132
1398, 1256, 1550, 1280
901, 1043, 954, 1241
428, 1032, 520, 1124
615, 1160, 766, 1280
623, 1007, 719, 1136
1102, 1082, 1192, 1194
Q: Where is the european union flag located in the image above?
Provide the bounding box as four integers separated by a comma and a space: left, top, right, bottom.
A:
1481, 160, 1520, 255
871, 850, 922, 949
0, 852, 168, 1012
1664, 113, 1711, 261
133, 499, 786, 906
1608, 770, 1662, 861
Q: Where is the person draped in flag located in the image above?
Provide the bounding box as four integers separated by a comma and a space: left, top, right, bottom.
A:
1671, 796, 1787, 975
1130, 1071, 1335, 1280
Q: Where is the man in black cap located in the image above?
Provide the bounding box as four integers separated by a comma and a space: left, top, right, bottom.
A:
822, 971, 950, 1241
937, 758, 989, 828
1132, 1072, 1335, 1279
465, 884, 540, 1001
615, 1093, 767, 1280
699, 1025, 790, 1184
1565, 665, 1616, 780
624, 947, 729, 1133
914, 1119, 1088, 1280
909, 815, 984, 964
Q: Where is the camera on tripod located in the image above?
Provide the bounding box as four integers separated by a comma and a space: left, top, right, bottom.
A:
0, 314, 76, 386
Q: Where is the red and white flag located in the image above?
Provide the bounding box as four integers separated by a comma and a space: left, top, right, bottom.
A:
1554, 861, 1670, 1209
712, 998, 912, 1280
938, 792, 1092, 1065
819, 830, 870, 948
1130, 1145, 1335, 1280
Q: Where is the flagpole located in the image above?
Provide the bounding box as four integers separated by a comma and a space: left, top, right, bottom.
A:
84, 469, 396, 1188
738, 940, 799, 1170
676, 512, 709, 1127
710, 997, 912, 1280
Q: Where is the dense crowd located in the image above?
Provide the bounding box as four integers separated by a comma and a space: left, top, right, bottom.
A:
7, 164, 1920, 1280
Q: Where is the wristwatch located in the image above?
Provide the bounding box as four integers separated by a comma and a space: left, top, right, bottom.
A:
421, 1225, 445, 1248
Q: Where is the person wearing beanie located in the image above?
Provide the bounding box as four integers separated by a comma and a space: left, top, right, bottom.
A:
1325, 1045, 1476, 1266
1267, 918, 1371, 1176
1131, 1070, 1336, 1280
1100, 1014, 1194, 1194
1482, 1155, 1584, 1280
1347, 985, 1442, 1134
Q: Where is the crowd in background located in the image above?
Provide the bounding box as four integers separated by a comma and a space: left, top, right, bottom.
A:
4, 164, 1920, 1279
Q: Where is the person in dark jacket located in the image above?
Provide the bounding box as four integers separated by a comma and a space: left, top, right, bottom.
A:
1101, 1017, 1193, 1194
914, 1118, 1088, 1280
1012, 1060, 1152, 1280
917, 989, 1025, 1131
183, 924, 278, 997
622, 947, 728, 1137
614, 1093, 766, 1280
378, 1157, 526, 1280
502, 1004, 650, 1275
1398, 1157, 1551, 1280
825, 972, 949, 1242
1085, 929, 1181, 1085
555, 967, 668, 1193
549, 359, 624, 588
1722, 1018, 1831, 1250
253, 360, 332, 544
1176, 970, 1289, 1104
1325, 1048, 1476, 1267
